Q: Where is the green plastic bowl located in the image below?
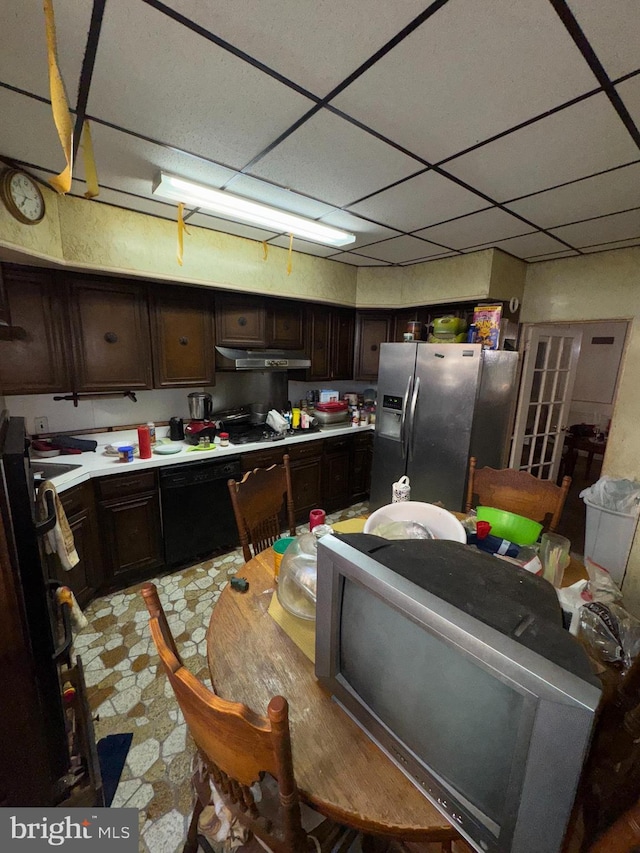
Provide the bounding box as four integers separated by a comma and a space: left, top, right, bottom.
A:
476, 506, 543, 546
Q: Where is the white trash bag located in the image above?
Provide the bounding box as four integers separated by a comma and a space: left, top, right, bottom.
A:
580, 476, 640, 515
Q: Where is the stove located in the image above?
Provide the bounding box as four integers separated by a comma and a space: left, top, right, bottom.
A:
227, 424, 286, 445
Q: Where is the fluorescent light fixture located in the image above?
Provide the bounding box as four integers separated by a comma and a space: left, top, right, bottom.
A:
152, 172, 356, 248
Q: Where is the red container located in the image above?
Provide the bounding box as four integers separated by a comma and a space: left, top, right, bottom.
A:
315, 401, 348, 412
309, 509, 326, 530
137, 425, 152, 459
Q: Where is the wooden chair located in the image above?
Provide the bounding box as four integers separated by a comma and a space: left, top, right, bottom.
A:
465, 456, 571, 532
228, 454, 296, 563
141, 582, 360, 853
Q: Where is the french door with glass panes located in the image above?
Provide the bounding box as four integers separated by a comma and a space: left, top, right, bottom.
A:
509, 325, 582, 481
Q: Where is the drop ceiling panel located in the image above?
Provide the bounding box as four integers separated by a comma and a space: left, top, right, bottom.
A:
526, 249, 581, 262
331, 0, 597, 164
506, 162, 640, 228
87, 0, 314, 171
74, 186, 194, 221
0, 88, 67, 174
160, 0, 429, 97
249, 109, 420, 207
414, 208, 531, 249
187, 212, 279, 243
399, 252, 458, 266
445, 93, 640, 201
267, 235, 337, 258
318, 209, 400, 250
581, 237, 640, 254
550, 209, 640, 248
352, 235, 449, 264
329, 252, 388, 267
466, 231, 569, 259
566, 0, 640, 80
86, 122, 237, 199
616, 75, 640, 129
0, 0, 92, 102
223, 174, 336, 219
347, 171, 489, 233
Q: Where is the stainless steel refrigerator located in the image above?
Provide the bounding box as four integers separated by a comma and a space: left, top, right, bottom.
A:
370, 343, 519, 512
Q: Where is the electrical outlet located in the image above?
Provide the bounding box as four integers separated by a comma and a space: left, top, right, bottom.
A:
35, 416, 49, 434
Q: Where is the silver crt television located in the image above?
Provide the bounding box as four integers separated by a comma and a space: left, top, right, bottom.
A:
315, 534, 602, 853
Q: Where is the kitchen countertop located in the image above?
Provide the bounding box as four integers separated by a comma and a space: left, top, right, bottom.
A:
32, 423, 374, 493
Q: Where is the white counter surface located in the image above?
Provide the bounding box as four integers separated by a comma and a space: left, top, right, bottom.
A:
32, 424, 374, 493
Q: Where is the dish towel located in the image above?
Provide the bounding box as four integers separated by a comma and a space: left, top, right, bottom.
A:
37, 480, 79, 570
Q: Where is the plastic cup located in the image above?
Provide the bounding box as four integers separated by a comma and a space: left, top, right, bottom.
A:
273, 536, 296, 582
540, 533, 571, 587
309, 509, 326, 530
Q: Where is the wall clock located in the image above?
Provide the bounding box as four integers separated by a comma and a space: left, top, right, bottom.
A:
0, 169, 46, 225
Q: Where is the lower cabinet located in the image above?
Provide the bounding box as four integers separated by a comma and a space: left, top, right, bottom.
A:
95, 471, 163, 589
54, 482, 103, 609
322, 436, 352, 512
288, 442, 323, 523
351, 431, 373, 502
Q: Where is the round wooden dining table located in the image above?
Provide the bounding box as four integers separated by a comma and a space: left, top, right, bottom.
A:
206, 547, 458, 842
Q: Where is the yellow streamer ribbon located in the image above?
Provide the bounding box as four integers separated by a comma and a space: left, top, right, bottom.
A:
262, 240, 269, 261
286, 233, 293, 276
81, 121, 99, 199
44, 0, 74, 194
177, 202, 191, 266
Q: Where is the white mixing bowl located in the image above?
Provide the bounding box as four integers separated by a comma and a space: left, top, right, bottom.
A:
364, 501, 467, 543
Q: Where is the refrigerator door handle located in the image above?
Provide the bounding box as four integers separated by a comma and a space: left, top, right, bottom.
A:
400, 374, 413, 460
408, 375, 421, 461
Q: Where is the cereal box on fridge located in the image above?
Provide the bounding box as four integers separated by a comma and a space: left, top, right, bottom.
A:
472, 304, 502, 349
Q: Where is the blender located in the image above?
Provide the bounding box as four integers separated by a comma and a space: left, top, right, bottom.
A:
184, 392, 217, 445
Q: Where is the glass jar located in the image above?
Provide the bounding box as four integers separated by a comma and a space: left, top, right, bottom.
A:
219, 431, 229, 447
276, 524, 333, 620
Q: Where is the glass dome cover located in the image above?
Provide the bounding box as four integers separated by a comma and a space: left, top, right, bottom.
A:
276, 524, 333, 620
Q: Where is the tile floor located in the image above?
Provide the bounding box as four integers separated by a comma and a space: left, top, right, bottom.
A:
76, 503, 369, 853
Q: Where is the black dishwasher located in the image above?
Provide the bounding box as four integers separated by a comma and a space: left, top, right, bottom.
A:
160, 456, 242, 566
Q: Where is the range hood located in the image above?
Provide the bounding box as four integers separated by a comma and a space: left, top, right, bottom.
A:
215, 346, 311, 370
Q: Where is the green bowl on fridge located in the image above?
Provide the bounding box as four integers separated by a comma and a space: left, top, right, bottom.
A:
476, 506, 543, 546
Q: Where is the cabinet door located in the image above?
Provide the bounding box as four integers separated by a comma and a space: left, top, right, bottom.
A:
70, 278, 152, 391
290, 456, 323, 522
150, 287, 215, 387
354, 313, 391, 380
98, 491, 163, 585
267, 300, 304, 350
392, 308, 430, 342
331, 308, 355, 380
216, 295, 267, 347
322, 449, 351, 511
305, 306, 331, 381
0, 265, 71, 393
55, 483, 103, 607
0, 265, 9, 327
351, 432, 373, 501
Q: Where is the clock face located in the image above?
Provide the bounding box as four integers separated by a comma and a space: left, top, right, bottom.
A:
1, 169, 45, 224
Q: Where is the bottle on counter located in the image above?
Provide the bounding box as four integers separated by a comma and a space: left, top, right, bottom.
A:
351, 407, 360, 427
147, 421, 156, 445
219, 432, 229, 447
137, 425, 152, 459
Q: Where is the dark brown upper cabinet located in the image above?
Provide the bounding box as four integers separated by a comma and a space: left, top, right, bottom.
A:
150, 286, 215, 387
0, 265, 10, 329
266, 299, 304, 350
215, 293, 267, 347
354, 312, 392, 381
0, 265, 71, 394
69, 277, 153, 392
305, 306, 354, 381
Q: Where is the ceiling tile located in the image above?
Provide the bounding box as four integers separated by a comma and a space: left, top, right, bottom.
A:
223, 174, 336, 219
87, 0, 314, 171
187, 212, 278, 243
505, 162, 640, 228
267, 235, 337, 258
616, 75, 640, 130
414, 208, 531, 249
352, 235, 447, 264
566, 0, 640, 80
328, 252, 389, 267
331, 0, 596, 164
398, 252, 458, 266
347, 171, 488, 233
550, 209, 640, 247
0, 88, 66, 174
317, 209, 400, 250
160, 0, 429, 98
445, 93, 639, 201
466, 232, 569, 258
74, 186, 194, 221
581, 237, 640, 254
525, 249, 581, 262
84, 122, 237, 199
0, 0, 92, 102
249, 109, 420, 207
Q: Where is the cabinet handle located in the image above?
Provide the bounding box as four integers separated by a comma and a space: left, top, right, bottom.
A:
237, 316, 247, 327
370, 344, 378, 352
104, 331, 118, 344
179, 336, 189, 346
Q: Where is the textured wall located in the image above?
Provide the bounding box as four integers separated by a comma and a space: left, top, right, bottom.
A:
522, 248, 640, 612
0, 182, 64, 262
